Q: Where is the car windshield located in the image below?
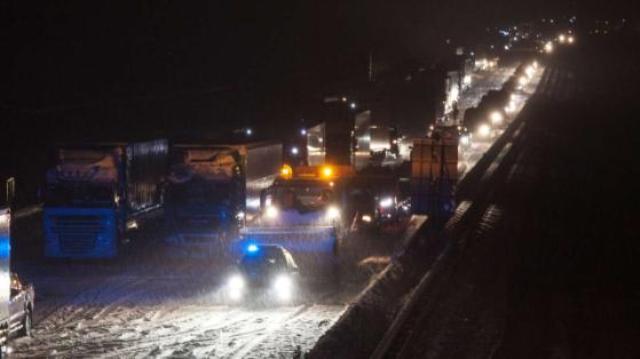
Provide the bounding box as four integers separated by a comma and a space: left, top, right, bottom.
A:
241, 248, 287, 273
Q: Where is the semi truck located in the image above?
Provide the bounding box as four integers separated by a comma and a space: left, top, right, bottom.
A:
165, 145, 244, 255
164, 141, 282, 255
43, 139, 169, 259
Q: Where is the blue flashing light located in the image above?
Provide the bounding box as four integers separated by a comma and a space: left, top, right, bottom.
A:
247, 244, 259, 253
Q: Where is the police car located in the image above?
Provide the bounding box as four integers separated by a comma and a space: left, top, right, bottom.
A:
225, 244, 299, 303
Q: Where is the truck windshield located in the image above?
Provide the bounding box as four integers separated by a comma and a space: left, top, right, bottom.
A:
45, 182, 115, 207
169, 181, 234, 208
272, 180, 332, 210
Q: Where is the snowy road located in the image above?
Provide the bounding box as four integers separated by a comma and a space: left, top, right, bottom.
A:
11, 262, 351, 358
11, 226, 397, 358
9, 65, 522, 359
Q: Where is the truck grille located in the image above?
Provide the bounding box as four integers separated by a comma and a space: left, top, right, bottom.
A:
50, 215, 104, 254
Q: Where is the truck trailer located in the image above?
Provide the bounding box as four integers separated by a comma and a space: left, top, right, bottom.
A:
43, 139, 169, 259
219, 141, 283, 215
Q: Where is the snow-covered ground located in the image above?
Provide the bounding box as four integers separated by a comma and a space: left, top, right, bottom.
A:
11, 225, 398, 358
10, 65, 524, 359
11, 258, 352, 358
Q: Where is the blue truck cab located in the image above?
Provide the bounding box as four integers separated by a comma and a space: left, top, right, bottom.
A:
43, 140, 168, 259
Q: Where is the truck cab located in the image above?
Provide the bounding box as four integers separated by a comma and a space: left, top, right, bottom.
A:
164, 146, 245, 255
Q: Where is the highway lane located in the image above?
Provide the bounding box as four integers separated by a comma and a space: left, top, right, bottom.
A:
9, 64, 522, 359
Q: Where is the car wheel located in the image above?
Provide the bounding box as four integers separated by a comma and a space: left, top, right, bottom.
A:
19, 310, 32, 337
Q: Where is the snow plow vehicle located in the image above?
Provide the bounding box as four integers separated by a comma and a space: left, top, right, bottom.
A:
236, 165, 352, 278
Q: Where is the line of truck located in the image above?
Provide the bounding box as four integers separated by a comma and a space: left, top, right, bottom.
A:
42, 139, 282, 260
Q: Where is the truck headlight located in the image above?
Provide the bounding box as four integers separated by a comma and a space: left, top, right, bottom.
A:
477, 124, 491, 138
379, 197, 393, 208
460, 135, 470, 146
490, 111, 504, 126
273, 274, 293, 301
326, 206, 340, 220
265, 206, 279, 219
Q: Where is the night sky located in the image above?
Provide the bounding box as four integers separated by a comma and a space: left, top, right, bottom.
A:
0, 0, 635, 139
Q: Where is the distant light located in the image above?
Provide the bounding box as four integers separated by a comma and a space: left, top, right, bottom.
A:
326, 206, 340, 220
247, 244, 259, 253
463, 75, 472, 86
379, 197, 393, 208
504, 45, 510, 51
459, 134, 470, 146
126, 220, 138, 230
280, 164, 293, 179
558, 34, 566, 43
341, 96, 347, 102
318, 137, 323, 143
290, 146, 299, 156
245, 128, 253, 136
490, 111, 504, 126
544, 41, 554, 54
525, 66, 535, 78
350, 102, 357, 109
567, 36, 575, 44
300, 128, 307, 136
361, 214, 372, 223
477, 124, 491, 138
265, 206, 279, 219
321, 165, 334, 179
519, 76, 528, 86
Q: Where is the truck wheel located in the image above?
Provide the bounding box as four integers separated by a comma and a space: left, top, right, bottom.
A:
19, 310, 32, 337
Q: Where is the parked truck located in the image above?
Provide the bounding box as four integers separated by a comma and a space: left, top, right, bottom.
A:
43, 140, 169, 258
165, 141, 282, 255
165, 145, 244, 255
